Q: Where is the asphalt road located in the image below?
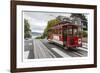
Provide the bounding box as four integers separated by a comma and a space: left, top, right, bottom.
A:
24, 39, 88, 59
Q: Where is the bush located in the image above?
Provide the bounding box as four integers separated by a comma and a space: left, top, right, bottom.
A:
78, 31, 87, 37
82, 31, 87, 37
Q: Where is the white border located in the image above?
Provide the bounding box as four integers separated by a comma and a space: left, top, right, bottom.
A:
17, 5, 94, 68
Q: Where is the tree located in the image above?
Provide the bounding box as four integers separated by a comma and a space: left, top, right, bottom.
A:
42, 19, 60, 38
70, 13, 88, 31
24, 19, 31, 38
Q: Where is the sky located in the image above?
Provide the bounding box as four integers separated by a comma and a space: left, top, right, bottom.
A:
23, 11, 71, 34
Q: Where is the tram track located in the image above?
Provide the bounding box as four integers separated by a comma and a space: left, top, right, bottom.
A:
68, 48, 87, 57
41, 39, 88, 57
24, 39, 88, 59
40, 39, 64, 58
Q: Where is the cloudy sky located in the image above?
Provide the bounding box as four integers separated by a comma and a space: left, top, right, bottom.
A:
23, 11, 71, 33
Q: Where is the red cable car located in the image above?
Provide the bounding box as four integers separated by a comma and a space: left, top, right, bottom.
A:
47, 21, 82, 49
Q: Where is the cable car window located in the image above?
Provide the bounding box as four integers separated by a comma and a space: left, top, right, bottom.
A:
73, 28, 78, 36
67, 27, 72, 36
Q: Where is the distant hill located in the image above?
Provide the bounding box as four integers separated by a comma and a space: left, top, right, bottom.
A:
31, 32, 42, 36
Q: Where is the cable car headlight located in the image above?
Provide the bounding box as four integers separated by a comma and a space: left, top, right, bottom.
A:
78, 39, 82, 44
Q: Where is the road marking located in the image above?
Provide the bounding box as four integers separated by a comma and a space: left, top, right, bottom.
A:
33, 40, 40, 58
24, 51, 30, 59
77, 47, 88, 51
71, 51, 82, 57
51, 48, 70, 57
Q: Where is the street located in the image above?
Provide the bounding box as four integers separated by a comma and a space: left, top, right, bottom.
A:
24, 39, 88, 59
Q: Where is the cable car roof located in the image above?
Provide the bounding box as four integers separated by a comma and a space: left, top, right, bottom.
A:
49, 21, 82, 30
